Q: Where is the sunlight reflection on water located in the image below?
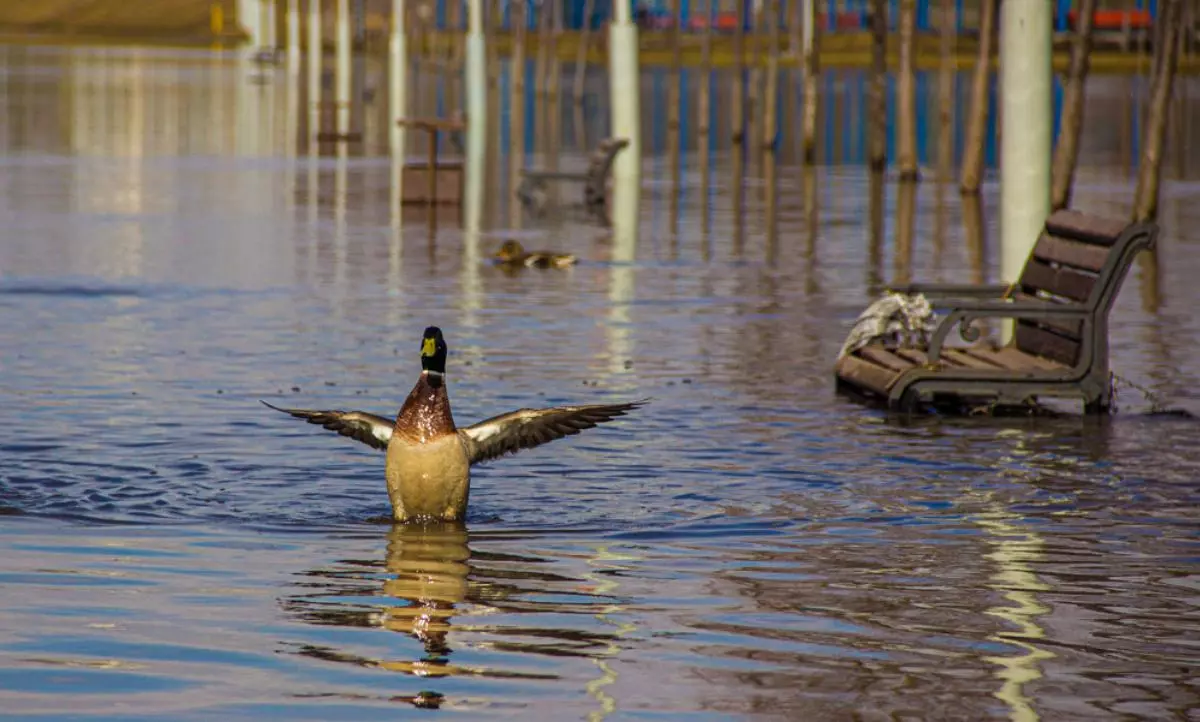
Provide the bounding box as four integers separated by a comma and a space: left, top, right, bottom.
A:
0, 43, 1198, 720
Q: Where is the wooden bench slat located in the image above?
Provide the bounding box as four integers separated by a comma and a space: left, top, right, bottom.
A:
859, 346, 916, 372
1019, 258, 1097, 303
1032, 233, 1111, 273
1009, 292, 1084, 338
941, 348, 1004, 370
967, 345, 1066, 371
1045, 209, 1127, 245
890, 347, 970, 368
836, 354, 901, 395
1014, 324, 1081, 366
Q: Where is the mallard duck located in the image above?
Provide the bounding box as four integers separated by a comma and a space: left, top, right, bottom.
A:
263, 327, 647, 522
493, 240, 577, 269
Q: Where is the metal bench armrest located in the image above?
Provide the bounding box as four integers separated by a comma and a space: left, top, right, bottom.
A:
887, 282, 1011, 297
928, 300, 1092, 362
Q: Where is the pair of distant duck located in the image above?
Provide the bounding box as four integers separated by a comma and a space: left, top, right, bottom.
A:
492, 240, 576, 269
264, 327, 647, 523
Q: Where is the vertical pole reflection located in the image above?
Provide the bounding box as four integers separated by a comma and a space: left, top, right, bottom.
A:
583, 546, 638, 722
308, 0, 323, 152
974, 485, 1055, 722
867, 168, 885, 296
607, 230, 636, 378
332, 135, 349, 312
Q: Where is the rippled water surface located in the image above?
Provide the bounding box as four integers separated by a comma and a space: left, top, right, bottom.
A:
1, 45, 1199, 720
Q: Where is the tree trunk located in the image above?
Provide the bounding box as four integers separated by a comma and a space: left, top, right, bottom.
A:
868, 0, 888, 172
668, 0, 682, 227
698, 0, 713, 233
896, 0, 919, 180
937, 0, 955, 182
763, 0, 780, 157
732, 0, 746, 248
1050, 0, 1095, 211
568, 0, 592, 143
507, 0, 526, 225
959, 0, 996, 194
1132, 0, 1182, 222
800, 2, 821, 164
733, 0, 746, 154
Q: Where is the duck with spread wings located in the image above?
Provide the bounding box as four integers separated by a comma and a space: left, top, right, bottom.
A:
262, 327, 647, 522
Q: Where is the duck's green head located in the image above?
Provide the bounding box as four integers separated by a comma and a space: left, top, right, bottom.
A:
421, 326, 448, 374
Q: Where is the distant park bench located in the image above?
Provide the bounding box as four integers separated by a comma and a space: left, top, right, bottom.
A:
396, 115, 467, 209
834, 209, 1159, 415
315, 101, 362, 144
516, 137, 629, 226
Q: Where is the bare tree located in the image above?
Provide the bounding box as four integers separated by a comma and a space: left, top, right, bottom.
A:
1050, 0, 1097, 210
960, 0, 996, 194
897, 0, 919, 180
1132, 0, 1182, 221
868, 0, 888, 172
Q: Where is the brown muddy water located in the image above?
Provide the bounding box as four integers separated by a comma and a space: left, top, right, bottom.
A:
0, 44, 1198, 720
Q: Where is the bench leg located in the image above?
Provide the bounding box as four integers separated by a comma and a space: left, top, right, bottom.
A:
516, 177, 548, 218
1082, 374, 1114, 415
584, 182, 608, 226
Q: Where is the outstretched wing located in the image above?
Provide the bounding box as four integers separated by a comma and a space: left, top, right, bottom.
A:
457, 399, 649, 466
260, 400, 394, 451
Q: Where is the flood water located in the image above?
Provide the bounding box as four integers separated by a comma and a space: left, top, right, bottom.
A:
1, 44, 1199, 720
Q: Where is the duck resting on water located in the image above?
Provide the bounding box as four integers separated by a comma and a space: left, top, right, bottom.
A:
263, 327, 647, 522
493, 240, 577, 269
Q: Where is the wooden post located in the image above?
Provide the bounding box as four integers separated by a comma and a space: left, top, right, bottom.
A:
936, 0, 954, 182
789, 0, 802, 61
764, 0, 780, 262
747, 0, 763, 177
732, 0, 746, 244
1170, 3, 1187, 180
1132, 0, 1181, 222
699, 0, 713, 234
545, 0, 562, 205
335, 0, 350, 139
485, 0, 501, 224
668, 0, 683, 230
1050, 0, 1096, 211
763, 0, 780, 159
868, 0, 887, 172
508, 0, 526, 225
535, 0, 551, 147
308, 0, 323, 147
801, 0, 820, 164
896, 0, 919, 180
573, 0, 596, 110
960, 0, 996, 194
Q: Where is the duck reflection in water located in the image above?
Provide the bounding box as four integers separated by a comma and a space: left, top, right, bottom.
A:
285, 521, 619, 710
376, 521, 471, 672
283, 523, 473, 711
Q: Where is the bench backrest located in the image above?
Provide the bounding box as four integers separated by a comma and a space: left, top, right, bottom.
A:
585, 137, 633, 205
1012, 210, 1158, 366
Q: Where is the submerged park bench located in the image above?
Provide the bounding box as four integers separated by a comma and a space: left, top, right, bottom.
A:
515, 137, 629, 226
834, 209, 1159, 414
